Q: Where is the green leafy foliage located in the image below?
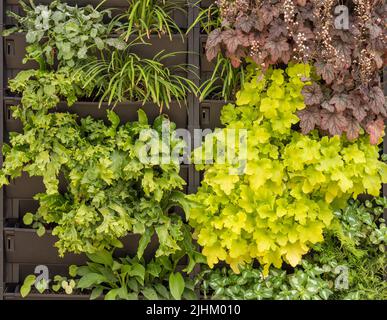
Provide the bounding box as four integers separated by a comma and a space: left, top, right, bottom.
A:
312, 197, 387, 300
188, 62, 387, 275
1, 109, 192, 256
3, 0, 125, 69
112, 0, 185, 41
199, 262, 333, 300
77, 49, 197, 109
188, 3, 243, 101
205, 1, 386, 143
4, 1, 196, 109
198, 197, 387, 300
22, 250, 198, 300
0, 71, 198, 258
199, 54, 245, 101
8, 68, 91, 114
20, 275, 37, 298
169, 272, 185, 300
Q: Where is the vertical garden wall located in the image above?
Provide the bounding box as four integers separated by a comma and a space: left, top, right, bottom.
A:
0, 0, 386, 300
0, 0, 204, 300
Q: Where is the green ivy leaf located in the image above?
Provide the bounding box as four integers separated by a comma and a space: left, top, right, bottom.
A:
36, 225, 46, 237
20, 275, 36, 298
23, 213, 34, 225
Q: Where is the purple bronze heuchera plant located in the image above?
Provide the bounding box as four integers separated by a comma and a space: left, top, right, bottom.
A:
205, 0, 386, 143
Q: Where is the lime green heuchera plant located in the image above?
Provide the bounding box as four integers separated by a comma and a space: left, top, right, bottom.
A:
188, 62, 387, 275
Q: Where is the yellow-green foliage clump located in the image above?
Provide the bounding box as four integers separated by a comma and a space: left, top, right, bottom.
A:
188, 63, 387, 275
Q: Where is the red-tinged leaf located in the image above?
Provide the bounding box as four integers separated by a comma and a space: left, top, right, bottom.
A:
235, 14, 254, 33
206, 44, 219, 62
260, 4, 279, 25
335, 29, 354, 44
206, 29, 223, 48
254, 17, 266, 31
281, 50, 291, 64
297, 106, 321, 134
302, 83, 323, 106
373, 51, 383, 69
315, 62, 335, 85
230, 55, 241, 68
321, 110, 348, 136
349, 23, 361, 38
269, 19, 287, 38
321, 101, 335, 112
296, 25, 314, 41
366, 118, 385, 145
348, 92, 367, 122
345, 117, 360, 141
222, 29, 241, 54
235, 30, 250, 47
368, 23, 382, 39
264, 38, 289, 62
334, 41, 352, 67
329, 94, 351, 112
350, 106, 367, 123
368, 86, 386, 116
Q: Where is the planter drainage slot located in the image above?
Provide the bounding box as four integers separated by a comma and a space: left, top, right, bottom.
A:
5, 103, 14, 120
7, 235, 15, 252
6, 39, 15, 56
201, 107, 210, 126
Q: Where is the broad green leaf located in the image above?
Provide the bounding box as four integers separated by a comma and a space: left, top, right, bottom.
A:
23, 213, 34, 225
20, 275, 36, 298
90, 287, 104, 300
141, 287, 159, 300
86, 250, 113, 267
77, 273, 106, 289
169, 272, 185, 300
128, 263, 146, 282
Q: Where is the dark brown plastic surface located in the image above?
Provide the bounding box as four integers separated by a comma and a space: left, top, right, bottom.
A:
3, 33, 188, 69
4, 285, 92, 300
3, 97, 189, 132
1, 0, 5, 300
3, 227, 163, 264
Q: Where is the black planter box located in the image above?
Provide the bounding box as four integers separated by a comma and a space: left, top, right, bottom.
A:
4, 285, 92, 300
3, 166, 189, 220
3, 227, 163, 265
3, 33, 188, 87
3, 97, 189, 133
200, 35, 212, 73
